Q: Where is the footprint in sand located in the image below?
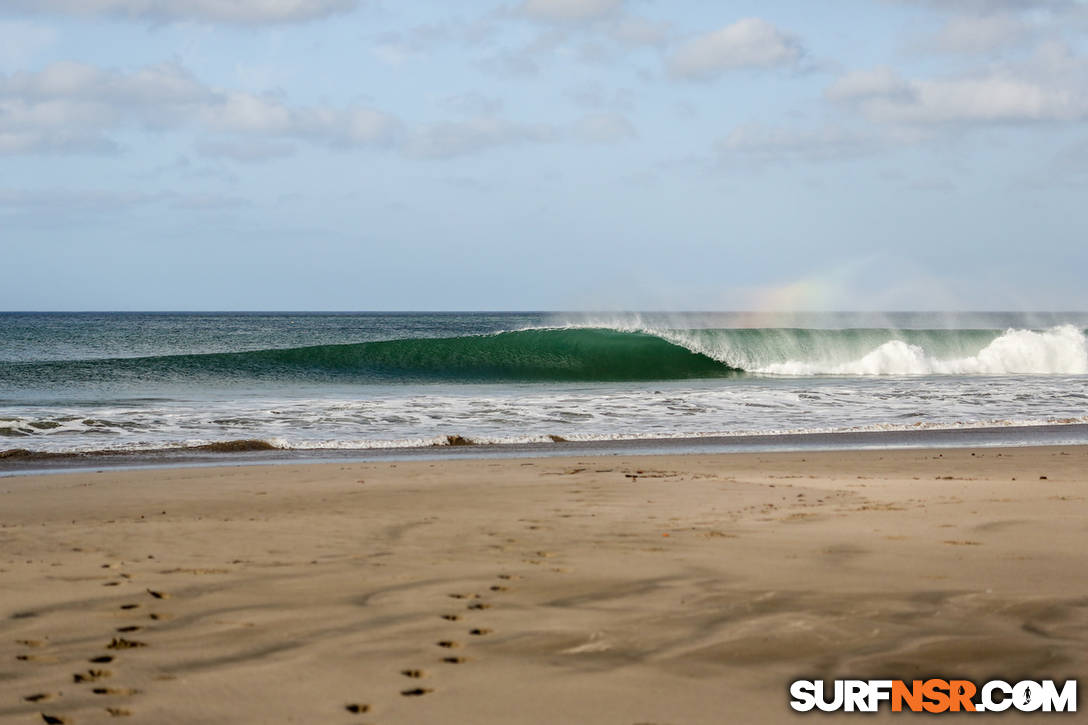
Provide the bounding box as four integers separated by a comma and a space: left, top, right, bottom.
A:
90, 655, 114, 664
40, 714, 68, 724
345, 703, 370, 714
146, 589, 170, 599
24, 693, 54, 703
401, 669, 426, 679
119, 604, 140, 610
74, 669, 112, 683
107, 637, 146, 650
401, 688, 433, 697
468, 627, 492, 636
17, 654, 58, 663
148, 612, 173, 621
436, 640, 461, 648
440, 614, 461, 621
105, 707, 131, 717
92, 687, 140, 696
467, 602, 491, 610
441, 656, 468, 664
116, 625, 142, 633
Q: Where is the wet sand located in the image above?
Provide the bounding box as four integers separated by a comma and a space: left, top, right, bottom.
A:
2, 446, 1086, 723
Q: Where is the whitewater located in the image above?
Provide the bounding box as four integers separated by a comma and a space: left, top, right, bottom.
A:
675, 324, 1088, 376
2, 312, 1087, 455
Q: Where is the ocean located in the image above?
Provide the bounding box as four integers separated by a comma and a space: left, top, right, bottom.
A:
2, 311, 1087, 459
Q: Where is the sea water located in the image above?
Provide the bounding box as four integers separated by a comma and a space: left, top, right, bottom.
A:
2, 312, 1087, 454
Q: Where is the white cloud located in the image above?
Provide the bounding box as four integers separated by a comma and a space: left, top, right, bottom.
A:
0, 188, 156, 211
516, 0, 625, 23
369, 24, 459, 67
667, 18, 802, 80
403, 111, 635, 158
826, 67, 914, 103
573, 112, 636, 143
893, 1, 1088, 58
0, 61, 400, 155
0, 187, 248, 214
195, 137, 296, 163
609, 16, 671, 47
440, 92, 505, 117
888, 0, 1073, 13
476, 47, 541, 77
926, 14, 1030, 54
0, 21, 57, 69
0, 60, 633, 161
564, 81, 634, 111
2, 0, 358, 24
718, 123, 880, 164
405, 117, 558, 159
828, 62, 1088, 124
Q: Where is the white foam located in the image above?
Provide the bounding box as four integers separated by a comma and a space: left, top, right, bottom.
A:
758, 325, 1088, 376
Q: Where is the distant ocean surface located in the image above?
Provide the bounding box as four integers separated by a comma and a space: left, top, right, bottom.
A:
2, 311, 1087, 455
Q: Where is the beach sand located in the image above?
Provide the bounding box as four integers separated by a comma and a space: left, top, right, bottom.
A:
2, 446, 1086, 723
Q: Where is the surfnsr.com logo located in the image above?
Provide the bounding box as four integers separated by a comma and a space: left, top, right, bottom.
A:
789, 679, 1077, 713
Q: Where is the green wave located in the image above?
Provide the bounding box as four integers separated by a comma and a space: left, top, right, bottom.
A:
3, 328, 741, 384
5, 325, 1083, 385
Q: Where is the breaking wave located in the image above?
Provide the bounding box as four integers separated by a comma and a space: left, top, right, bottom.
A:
2, 325, 1085, 385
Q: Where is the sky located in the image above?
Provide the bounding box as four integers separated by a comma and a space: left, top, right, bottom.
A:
1, 0, 1087, 311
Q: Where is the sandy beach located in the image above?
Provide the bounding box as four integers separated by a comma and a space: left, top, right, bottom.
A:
2, 445, 1086, 723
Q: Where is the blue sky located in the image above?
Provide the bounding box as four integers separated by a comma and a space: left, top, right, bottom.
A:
2, 0, 1087, 311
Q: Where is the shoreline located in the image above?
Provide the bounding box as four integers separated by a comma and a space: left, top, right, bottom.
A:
2, 445, 1085, 723
4, 421, 1088, 476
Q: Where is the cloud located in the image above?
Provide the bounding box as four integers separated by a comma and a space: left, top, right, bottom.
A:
1, 0, 358, 24
516, 0, 625, 23
924, 13, 1031, 54
476, 47, 542, 77
369, 23, 461, 67
0, 188, 155, 212
717, 123, 880, 165
827, 56, 1088, 125
404, 117, 558, 159
195, 137, 296, 163
825, 67, 913, 103
0, 61, 400, 155
891, 0, 1088, 56
403, 112, 637, 158
564, 81, 634, 111
572, 112, 636, 143
887, 0, 1074, 13
1036, 136, 1088, 187
0, 187, 248, 214
440, 92, 505, 117
0, 21, 57, 69
667, 18, 803, 80
609, 16, 671, 47
0, 60, 632, 162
